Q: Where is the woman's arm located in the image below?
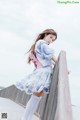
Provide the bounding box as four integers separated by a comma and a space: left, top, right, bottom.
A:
51, 55, 57, 65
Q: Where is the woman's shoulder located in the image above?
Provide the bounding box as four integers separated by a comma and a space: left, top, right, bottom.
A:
37, 39, 47, 43
35, 39, 54, 53
35, 39, 47, 47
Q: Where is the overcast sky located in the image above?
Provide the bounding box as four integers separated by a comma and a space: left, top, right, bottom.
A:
0, 0, 80, 107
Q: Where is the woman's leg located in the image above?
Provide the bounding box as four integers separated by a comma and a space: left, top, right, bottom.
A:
22, 91, 44, 120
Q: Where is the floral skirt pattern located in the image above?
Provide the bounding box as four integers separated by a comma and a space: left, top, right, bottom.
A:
15, 66, 53, 95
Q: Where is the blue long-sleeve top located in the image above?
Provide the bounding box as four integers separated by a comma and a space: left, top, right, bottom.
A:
34, 39, 55, 67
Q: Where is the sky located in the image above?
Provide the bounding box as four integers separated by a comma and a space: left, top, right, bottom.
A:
0, 0, 80, 108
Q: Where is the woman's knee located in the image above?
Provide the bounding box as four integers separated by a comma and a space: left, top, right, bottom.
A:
33, 91, 44, 97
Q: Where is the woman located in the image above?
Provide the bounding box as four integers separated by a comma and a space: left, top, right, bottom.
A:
15, 28, 57, 120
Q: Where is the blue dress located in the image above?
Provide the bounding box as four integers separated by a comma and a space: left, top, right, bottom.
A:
15, 39, 55, 95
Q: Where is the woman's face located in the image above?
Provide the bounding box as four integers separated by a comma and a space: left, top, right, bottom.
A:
44, 34, 56, 45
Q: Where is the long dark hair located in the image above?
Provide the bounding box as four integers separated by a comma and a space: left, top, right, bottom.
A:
26, 29, 57, 64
